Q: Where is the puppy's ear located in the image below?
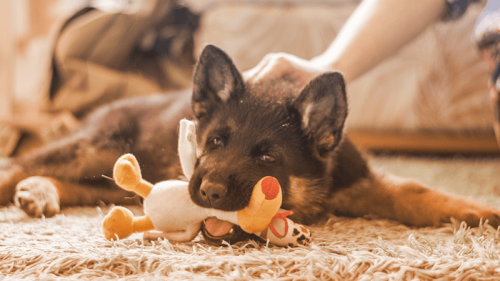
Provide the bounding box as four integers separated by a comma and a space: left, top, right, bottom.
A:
294, 72, 348, 159
192, 45, 245, 119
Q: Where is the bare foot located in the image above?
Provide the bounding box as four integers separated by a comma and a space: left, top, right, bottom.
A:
14, 176, 60, 217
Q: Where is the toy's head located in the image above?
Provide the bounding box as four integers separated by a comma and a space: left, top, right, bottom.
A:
237, 176, 282, 233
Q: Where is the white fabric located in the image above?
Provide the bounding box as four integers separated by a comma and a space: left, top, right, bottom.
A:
143, 180, 239, 232
178, 119, 197, 179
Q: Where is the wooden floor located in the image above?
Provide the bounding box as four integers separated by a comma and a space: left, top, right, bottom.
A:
348, 130, 500, 154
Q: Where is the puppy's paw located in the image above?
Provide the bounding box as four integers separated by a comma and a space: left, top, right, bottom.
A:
435, 199, 500, 228
14, 176, 60, 217
0, 164, 27, 205
451, 207, 500, 228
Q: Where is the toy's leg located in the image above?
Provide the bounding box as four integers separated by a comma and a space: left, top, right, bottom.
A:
133, 215, 155, 233
257, 211, 312, 247
113, 154, 153, 198
102, 206, 135, 240
143, 222, 202, 242
102, 206, 155, 241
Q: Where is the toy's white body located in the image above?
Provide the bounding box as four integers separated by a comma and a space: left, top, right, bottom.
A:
107, 119, 311, 246
144, 179, 238, 240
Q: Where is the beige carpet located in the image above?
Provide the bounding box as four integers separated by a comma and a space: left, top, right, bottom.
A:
1, 155, 500, 280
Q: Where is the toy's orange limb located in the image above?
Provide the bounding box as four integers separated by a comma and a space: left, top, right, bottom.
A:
102, 208, 155, 241
113, 154, 154, 198
134, 180, 154, 198
133, 215, 155, 233
102, 206, 135, 240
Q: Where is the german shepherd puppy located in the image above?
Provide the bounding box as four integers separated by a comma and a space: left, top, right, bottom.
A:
1, 45, 499, 228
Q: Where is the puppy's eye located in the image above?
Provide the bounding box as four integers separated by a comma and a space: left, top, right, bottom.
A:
211, 137, 223, 147
259, 154, 276, 163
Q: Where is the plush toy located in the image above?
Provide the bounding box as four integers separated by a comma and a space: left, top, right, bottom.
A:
102, 119, 311, 246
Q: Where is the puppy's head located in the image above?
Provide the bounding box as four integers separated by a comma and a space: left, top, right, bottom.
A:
189, 45, 348, 211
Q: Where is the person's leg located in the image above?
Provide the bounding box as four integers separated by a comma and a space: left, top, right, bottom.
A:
491, 77, 500, 147
476, 9, 500, 146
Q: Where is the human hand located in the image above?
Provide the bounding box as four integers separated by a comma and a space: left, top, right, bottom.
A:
242, 53, 329, 88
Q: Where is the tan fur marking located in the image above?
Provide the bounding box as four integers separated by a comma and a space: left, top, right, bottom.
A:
287, 177, 313, 209
218, 83, 232, 101
193, 103, 205, 116
319, 134, 336, 148
301, 104, 313, 128
287, 177, 325, 224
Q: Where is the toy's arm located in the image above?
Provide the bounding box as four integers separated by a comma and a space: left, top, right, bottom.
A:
207, 209, 239, 225
178, 119, 197, 179
143, 222, 202, 242
114, 154, 154, 198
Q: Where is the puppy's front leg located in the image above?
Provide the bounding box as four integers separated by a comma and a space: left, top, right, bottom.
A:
1, 124, 132, 215
329, 173, 500, 228
0, 162, 27, 205
14, 177, 139, 217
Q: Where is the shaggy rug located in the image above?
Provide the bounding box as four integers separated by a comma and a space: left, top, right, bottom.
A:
1, 155, 500, 280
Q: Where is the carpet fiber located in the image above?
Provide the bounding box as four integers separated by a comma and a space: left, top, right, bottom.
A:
1, 155, 500, 280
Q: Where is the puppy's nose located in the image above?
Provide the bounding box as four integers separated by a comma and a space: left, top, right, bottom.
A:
200, 180, 227, 206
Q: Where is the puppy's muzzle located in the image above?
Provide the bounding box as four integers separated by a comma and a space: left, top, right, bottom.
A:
199, 180, 227, 208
